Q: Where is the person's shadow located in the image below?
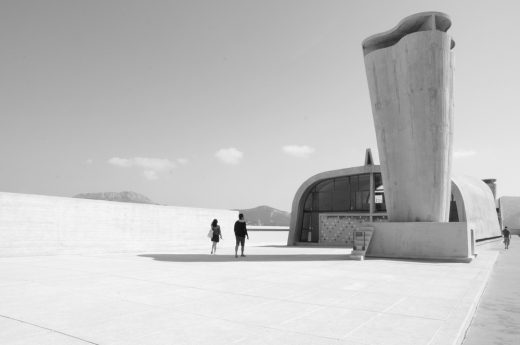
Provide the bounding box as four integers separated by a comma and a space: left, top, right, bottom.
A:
138, 253, 346, 262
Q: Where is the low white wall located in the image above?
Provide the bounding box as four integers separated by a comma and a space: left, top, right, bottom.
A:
366, 222, 472, 261
0, 192, 238, 256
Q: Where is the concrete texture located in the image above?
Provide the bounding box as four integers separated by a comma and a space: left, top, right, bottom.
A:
366, 221, 474, 261
363, 12, 454, 222
451, 176, 501, 239
0, 231, 498, 345
498, 196, 520, 233
0, 192, 237, 256
463, 237, 520, 344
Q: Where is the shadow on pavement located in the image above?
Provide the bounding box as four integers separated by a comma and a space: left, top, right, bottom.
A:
259, 245, 347, 249
363, 257, 467, 264
138, 253, 346, 262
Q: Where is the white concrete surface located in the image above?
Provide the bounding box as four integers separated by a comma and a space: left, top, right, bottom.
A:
366, 222, 473, 261
363, 12, 454, 222
463, 237, 520, 345
0, 192, 237, 256
0, 231, 498, 345
451, 176, 501, 239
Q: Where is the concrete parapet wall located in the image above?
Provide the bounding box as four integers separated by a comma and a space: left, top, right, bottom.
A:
0, 192, 238, 256
366, 222, 472, 261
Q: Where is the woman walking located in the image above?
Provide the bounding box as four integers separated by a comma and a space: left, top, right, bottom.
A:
210, 219, 222, 254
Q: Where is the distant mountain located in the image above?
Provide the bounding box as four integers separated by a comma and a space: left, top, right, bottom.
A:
73, 191, 157, 205
239, 205, 290, 226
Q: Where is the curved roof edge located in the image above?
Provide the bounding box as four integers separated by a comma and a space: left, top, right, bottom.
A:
362, 11, 455, 56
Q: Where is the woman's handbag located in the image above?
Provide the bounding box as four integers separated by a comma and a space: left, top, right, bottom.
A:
207, 229, 214, 238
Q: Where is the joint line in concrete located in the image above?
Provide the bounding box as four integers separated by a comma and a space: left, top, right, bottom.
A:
0, 314, 100, 345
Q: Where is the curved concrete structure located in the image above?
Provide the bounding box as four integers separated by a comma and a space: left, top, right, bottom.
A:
287, 165, 379, 245
451, 176, 501, 239
363, 12, 455, 222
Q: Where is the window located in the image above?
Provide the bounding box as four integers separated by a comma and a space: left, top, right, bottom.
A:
298, 172, 387, 243
359, 174, 370, 191
318, 192, 332, 211
316, 180, 333, 192
301, 174, 372, 214
374, 173, 386, 212
332, 192, 348, 211
300, 212, 319, 242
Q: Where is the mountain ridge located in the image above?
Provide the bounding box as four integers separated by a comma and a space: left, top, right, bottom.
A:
73, 191, 157, 205
73, 192, 290, 226
238, 205, 290, 226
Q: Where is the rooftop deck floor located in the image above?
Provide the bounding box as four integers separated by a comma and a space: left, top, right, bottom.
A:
0, 232, 502, 345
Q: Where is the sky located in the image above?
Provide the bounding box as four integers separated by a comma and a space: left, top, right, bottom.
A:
1, 0, 519, 212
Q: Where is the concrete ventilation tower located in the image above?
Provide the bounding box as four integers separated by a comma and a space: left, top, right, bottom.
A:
363, 12, 455, 222
286, 11, 501, 260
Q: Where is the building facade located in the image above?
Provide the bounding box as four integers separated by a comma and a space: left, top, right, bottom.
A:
287, 154, 501, 248
287, 158, 387, 247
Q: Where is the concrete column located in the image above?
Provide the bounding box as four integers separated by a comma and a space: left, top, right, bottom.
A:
363, 12, 455, 222
369, 170, 375, 221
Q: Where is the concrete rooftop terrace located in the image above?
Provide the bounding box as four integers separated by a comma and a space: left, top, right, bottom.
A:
0, 232, 505, 345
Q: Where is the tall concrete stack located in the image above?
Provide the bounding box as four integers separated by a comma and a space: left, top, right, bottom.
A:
287, 11, 500, 259
363, 12, 455, 222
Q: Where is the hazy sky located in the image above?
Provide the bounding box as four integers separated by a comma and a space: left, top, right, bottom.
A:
1, 1, 519, 212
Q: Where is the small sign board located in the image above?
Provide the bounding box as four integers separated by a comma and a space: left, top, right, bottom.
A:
348, 227, 374, 260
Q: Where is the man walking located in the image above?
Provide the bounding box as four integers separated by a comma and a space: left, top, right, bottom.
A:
234, 213, 249, 258
503, 226, 511, 250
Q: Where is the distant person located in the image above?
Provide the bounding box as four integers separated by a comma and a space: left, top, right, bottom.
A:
234, 213, 249, 258
503, 226, 511, 250
210, 219, 222, 255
